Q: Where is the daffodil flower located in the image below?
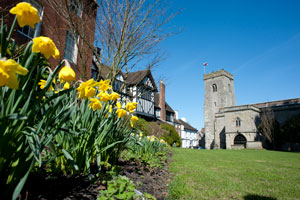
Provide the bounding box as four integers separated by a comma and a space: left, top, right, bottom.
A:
96, 79, 111, 92
126, 102, 138, 114
9, 2, 40, 28
98, 92, 111, 102
38, 79, 54, 91
116, 108, 127, 118
130, 115, 138, 127
89, 98, 102, 111
0, 59, 28, 89
84, 87, 96, 98
110, 92, 120, 101
59, 66, 76, 82
32, 36, 60, 59
77, 79, 98, 99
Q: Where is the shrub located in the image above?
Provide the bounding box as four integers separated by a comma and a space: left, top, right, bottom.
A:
134, 117, 150, 135
160, 123, 182, 147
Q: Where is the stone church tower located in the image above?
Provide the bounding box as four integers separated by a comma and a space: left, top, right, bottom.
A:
204, 69, 236, 149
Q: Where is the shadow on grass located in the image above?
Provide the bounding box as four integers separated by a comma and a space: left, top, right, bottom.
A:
244, 194, 277, 200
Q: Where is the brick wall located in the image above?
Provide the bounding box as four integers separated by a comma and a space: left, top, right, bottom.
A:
0, 0, 97, 80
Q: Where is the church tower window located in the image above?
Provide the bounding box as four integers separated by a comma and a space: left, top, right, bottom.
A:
212, 84, 217, 92
236, 117, 241, 127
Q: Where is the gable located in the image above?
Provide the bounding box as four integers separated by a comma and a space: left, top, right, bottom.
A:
142, 76, 154, 89
116, 74, 124, 82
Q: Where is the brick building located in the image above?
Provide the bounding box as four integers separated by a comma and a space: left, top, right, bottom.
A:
0, 0, 98, 79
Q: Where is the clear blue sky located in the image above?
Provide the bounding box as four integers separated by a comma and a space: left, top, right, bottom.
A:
151, 0, 300, 131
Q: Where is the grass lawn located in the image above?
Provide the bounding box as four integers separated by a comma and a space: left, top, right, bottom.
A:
167, 148, 300, 200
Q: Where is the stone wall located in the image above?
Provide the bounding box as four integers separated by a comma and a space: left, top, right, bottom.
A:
204, 69, 236, 149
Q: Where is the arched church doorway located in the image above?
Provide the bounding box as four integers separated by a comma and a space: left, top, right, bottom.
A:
234, 134, 247, 148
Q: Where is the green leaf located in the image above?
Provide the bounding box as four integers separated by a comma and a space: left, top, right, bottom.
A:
12, 159, 34, 200
62, 149, 79, 171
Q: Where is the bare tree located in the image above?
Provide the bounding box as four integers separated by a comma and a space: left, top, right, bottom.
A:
260, 107, 276, 149
95, 0, 179, 81
44, 0, 178, 84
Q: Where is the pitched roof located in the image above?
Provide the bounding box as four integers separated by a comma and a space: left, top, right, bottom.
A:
126, 70, 148, 85
154, 93, 175, 113
252, 97, 300, 108
98, 64, 113, 79
95, 63, 157, 91
166, 102, 174, 113
177, 119, 198, 132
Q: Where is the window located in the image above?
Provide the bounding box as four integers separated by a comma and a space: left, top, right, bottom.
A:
212, 84, 217, 92
113, 80, 123, 92
236, 117, 241, 127
64, 30, 78, 63
70, 0, 82, 17
17, 0, 43, 38
141, 91, 152, 101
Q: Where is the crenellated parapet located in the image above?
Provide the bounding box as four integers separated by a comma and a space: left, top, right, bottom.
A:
203, 69, 234, 80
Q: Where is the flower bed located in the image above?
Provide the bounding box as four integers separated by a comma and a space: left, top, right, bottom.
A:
0, 2, 169, 200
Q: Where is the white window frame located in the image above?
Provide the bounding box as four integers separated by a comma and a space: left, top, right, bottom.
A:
17, 0, 43, 39
64, 30, 79, 64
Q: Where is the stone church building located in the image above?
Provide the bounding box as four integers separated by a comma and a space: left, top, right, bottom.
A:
204, 69, 300, 149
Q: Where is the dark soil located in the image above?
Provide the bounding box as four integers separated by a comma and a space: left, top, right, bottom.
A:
19, 154, 172, 200
119, 157, 172, 200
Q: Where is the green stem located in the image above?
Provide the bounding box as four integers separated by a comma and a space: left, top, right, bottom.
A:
7, 16, 17, 44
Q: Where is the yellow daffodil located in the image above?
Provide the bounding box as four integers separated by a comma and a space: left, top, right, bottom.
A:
9, 2, 40, 28
160, 139, 166, 144
126, 102, 138, 114
0, 59, 28, 89
59, 66, 76, 82
139, 132, 143, 137
97, 79, 111, 92
84, 87, 96, 98
38, 79, 54, 91
110, 92, 120, 101
117, 102, 122, 109
63, 82, 70, 90
32, 36, 59, 59
77, 79, 96, 99
98, 92, 110, 102
116, 108, 127, 118
130, 115, 138, 127
89, 98, 102, 111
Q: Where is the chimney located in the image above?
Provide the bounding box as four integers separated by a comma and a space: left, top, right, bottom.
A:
174, 110, 178, 120
159, 80, 166, 121
181, 117, 187, 122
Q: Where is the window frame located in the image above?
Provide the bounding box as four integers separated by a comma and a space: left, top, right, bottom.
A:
64, 30, 79, 64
